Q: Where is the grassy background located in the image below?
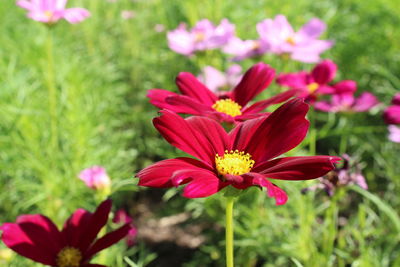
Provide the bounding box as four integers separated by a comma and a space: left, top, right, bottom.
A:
0, 0, 399, 266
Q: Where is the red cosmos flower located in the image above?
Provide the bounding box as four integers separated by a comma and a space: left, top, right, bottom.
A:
137, 99, 340, 205
0, 200, 131, 267
147, 63, 296, 123
277, 60, 355, 102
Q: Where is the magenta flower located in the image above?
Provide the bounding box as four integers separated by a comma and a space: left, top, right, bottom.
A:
0, 200, 131, 267
383, 94, 400, 125
137, 99, 340, 205
277, 60, 344, 102
167, 19, 235, 56
79, 166, 111, 190
113, 210, 137, 247
197, 65, 243, 93
315, 92, 379, 113
388, 125, 400, 143
148, 63, 296, 123
223, 37, 269, 60
17, 0, 90, 24
257, 15, 333, 63
303, 154, 367, 196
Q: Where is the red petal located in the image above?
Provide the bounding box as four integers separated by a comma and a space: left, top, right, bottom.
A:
147, 89, 181, 111
153, 110, 229, 164
255, 156, 341, 180
61, 209, 92, 247
176, 72, 217, 105
242, 89, 296, 114
84, 224, 131, 260
166, 95, 213, 115
137, 157, 211, 188
311, 60, 337, 84
0, 216, 60, 265
231, 99, 310, 163
78, 200, 112, 253
182, 173, 228, 198
244, 173, 288, 205
231, 63, 275, 107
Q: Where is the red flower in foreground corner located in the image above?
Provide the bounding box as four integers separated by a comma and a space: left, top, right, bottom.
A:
148, 63, 296, 123
137, 99, 340, 205
0, 200, 131, 267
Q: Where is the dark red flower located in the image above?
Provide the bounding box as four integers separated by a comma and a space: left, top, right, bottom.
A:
0, 200, 131, 267
147, 62, 295, 123
137, 99, 340, 205
383, 94, 400, 125
277, 60, 354, 102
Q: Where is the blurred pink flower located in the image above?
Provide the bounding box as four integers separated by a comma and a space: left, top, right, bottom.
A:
315, 92, 379, 113
197, 65, 243, 93
167, 19, 235, 56
392, 93, 400, 105
121, 10, 136, 20
113, 210, 137, 246
223, 37, 269, 60
303, 154, 367, 196
78, 166, 111, 190
257, 15, 333, 63
17, 0, 90, 24
383, 94, 400, 124
388, 125, 400, 143
277, 60, 340, 102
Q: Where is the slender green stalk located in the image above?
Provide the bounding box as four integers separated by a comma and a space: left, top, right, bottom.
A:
45, 28, 58, 152
225, 197, 235, 267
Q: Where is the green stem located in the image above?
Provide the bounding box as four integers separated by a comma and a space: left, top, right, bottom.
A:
225, 197, 235, 267
45, 28, 58, 152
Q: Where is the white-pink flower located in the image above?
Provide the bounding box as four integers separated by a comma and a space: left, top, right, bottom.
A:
17, 0, 90, 24
167, 19, 235, 56
388, 125, 400, 143
197, 65, 242, 93
257, 15, 333, 63
78, 166, 111, 190
222, 37, 269, 61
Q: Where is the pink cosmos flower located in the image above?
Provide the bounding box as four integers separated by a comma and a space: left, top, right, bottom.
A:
148, 63, 296, 123
113, 210, 137, 247
302, 154, 367, 196
167, 19, 235, 56
383, 94, 400, 125
257, 15, 333, 63
17, 0, 90, 24
223, 37, 269, 61
137, 99, 340, 205
79, 166, 111, 190
0, 200, 131, 267
197, 65, 243, 93
388, 125, 400, 143
277, 60, 345, 102
315, 92, 379, 113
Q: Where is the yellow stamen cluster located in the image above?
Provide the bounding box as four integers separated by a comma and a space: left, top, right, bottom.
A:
44, 10, 53, 19
56, 247, 82, 267
195, 32, 206, 42
307, 82, 319, 93
212, 99, 242, 117
215, 150, 255, 176
286, 36, 296, 46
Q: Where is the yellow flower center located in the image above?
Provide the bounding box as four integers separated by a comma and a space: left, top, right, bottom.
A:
215, 150, 255, 176
286, 36, 296, 46
44, 10, 54, 19
212, 99, 242, 117
307, 82, 319, 93
56, 247, 82, 267
195, 32, 205, 42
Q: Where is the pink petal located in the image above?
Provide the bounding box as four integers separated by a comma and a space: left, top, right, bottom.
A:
182, 172, 228, 198
353, 92, 379, 112
276, 71, 309, 89
311, 60, 337, 84
231, 63, 275, 107
165, 95, 213, 115
384, 106, 400, 124
242, 89, 296, 114
314, 101, 334, 112
392, 93, 400, 105
254, 156, 340, 180
297, 18, 327, 39
176, 72, 217, 105
63, 8, 90, 24
137, 157, 211, 188
147, 89, 184, 111
244, 173, 288, 205
333, 80, 357, 94
167, 24, 195, 55
153, 110, 228, 164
